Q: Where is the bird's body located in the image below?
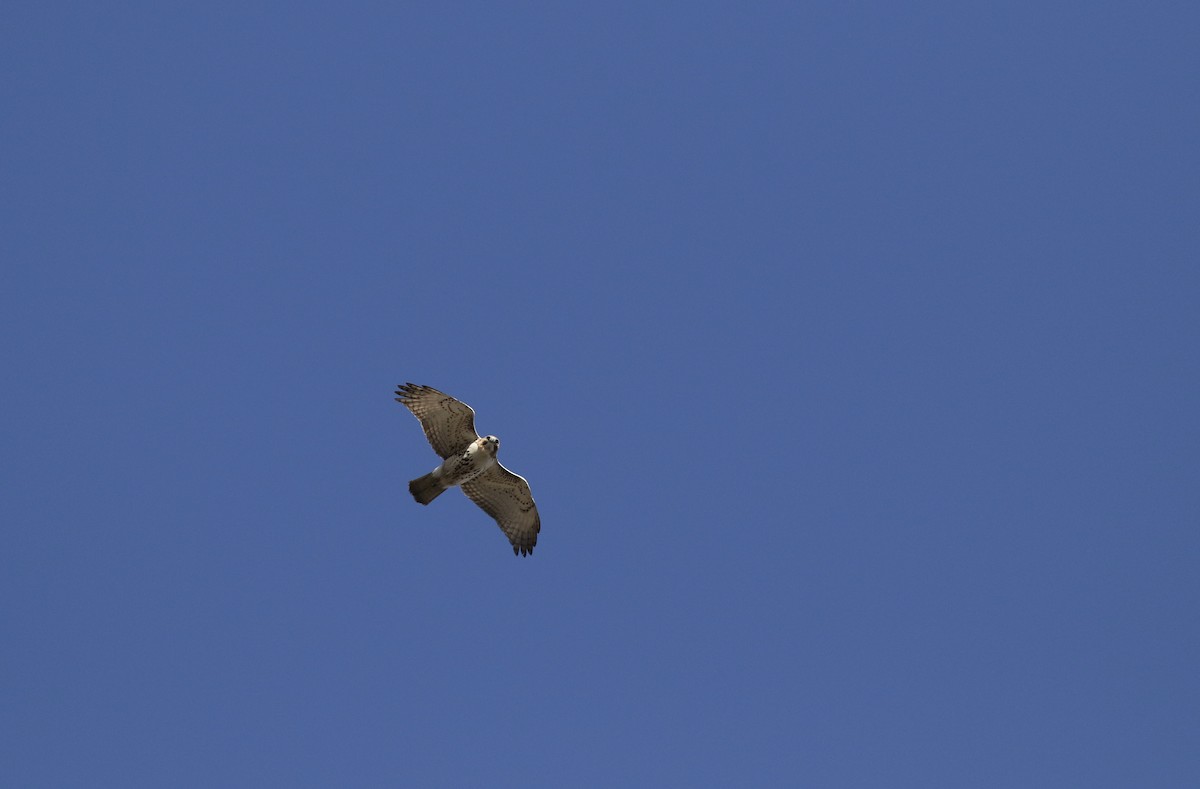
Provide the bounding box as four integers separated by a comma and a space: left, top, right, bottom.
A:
395, 383, 541, 556
408, 436, 498, 504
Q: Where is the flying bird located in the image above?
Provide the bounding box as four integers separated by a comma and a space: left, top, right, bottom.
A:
395, 383, 541, 556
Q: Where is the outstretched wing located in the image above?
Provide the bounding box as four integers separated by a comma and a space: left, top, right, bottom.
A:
460, 463, 541, 556
395, 383, 478, 458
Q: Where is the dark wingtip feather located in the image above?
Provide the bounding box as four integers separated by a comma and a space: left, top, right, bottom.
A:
396, 383, 432, 402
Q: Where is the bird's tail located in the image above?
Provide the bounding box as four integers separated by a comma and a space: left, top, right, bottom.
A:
409, 472, 447, 505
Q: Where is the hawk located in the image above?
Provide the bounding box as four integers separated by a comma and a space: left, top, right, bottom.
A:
395, 383, 541, 556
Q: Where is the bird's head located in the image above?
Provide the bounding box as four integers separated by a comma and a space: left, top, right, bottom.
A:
483, 435, 500, 454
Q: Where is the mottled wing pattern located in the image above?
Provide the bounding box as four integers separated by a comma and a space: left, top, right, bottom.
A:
395, 383, 478, 458
460, 463, 541, 556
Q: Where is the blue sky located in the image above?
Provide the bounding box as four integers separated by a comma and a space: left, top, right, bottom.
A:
2, 2, 1198, 786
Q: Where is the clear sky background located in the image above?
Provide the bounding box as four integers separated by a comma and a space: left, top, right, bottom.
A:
2, 3, 1197, 787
